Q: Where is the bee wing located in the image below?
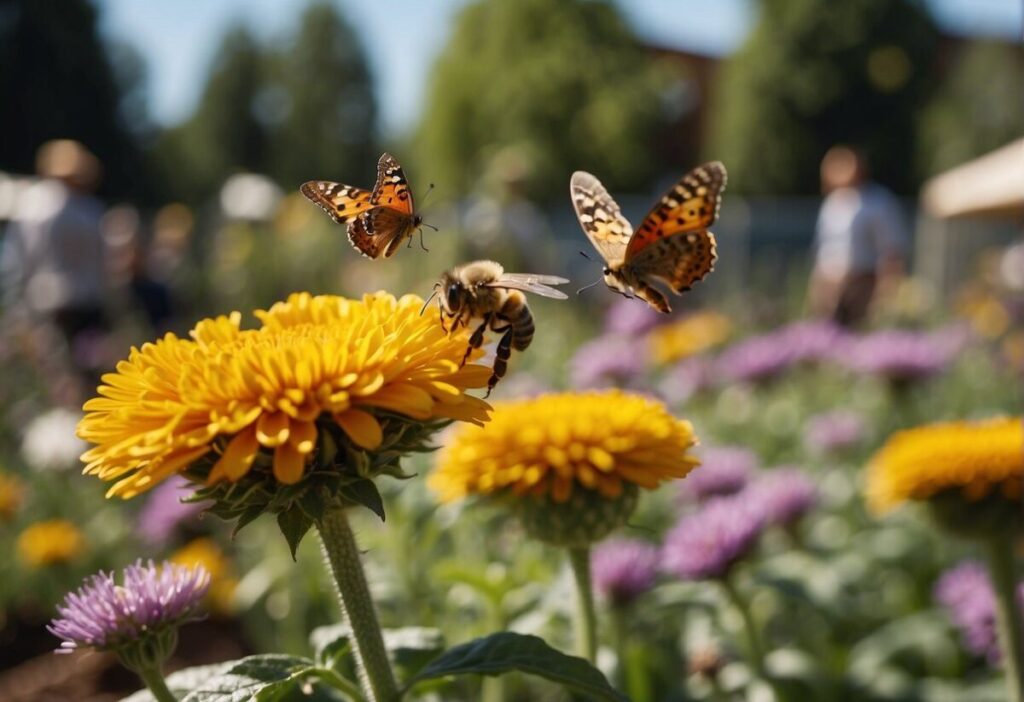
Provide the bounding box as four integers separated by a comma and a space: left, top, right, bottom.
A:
485, 273, 570, 299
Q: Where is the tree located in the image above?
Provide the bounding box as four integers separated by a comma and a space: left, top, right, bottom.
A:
267, 1, 377, 190
0, 0, 148, 199
415, 0, 682, 202
917, 40, 1024, 178
153, 28, 270, 203
709, 0, 938, 195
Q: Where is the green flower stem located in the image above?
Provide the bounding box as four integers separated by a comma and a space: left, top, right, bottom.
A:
319, 506, 399, 702
986, 532, 1024, 702
136, 665, 177, 702
611, 606, 651, 702
720, 577, 766, 679
568, 546, 597, 663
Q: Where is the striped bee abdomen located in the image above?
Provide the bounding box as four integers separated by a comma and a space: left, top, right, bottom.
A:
501, 291, 534, 351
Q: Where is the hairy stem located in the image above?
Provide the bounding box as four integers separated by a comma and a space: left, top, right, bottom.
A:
568, 546, 597, 663
319, 506, 398, 702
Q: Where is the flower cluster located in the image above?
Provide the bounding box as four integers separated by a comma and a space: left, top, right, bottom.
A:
678, 446, 757, 503
836, 327, 967, 383
804, 410, 866, 454
933, 561, 1014, 664
570, 335, 648, 390
78, 292, 492, 498
662, 494, 765, 580
49, 560, 209, 656
592, 538, 660, 606
714, 321, 847, 384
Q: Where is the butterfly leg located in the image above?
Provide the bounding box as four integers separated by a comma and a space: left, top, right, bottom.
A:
418, 228, 429, 252
484, 326, 515, 398
462, 313, 492, 367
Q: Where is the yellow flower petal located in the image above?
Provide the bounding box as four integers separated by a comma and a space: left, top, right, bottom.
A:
335, 409, 383, 450
210, 427, 259, 482
273, 442, 306, 484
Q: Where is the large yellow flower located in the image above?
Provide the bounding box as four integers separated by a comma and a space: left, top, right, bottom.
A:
431, 390, 699, 503
866, 417, 1024, 513
79, 292, 492, 498
17, 519, 86, 568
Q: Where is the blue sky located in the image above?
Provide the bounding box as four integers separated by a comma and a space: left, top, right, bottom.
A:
95, 0, 1022, 137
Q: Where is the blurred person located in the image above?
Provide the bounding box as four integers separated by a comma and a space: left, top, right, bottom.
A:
0, 140, 110, 363
808, 146, 908, 327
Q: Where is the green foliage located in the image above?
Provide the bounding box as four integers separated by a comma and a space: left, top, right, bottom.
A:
415, 0, 681, 202
917, 40, 1024, 178
0, 0, 149, 198
405, 632, 628, 701
154, 2, 377, 204
710, 0, 938, 195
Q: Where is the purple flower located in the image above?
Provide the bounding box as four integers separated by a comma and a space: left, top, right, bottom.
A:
138, 476, 208, 545
592, 538, 659, 606
49, 560, 210, 654
604, 298, 662, 336
661, 495, 765, 581
804, 410, 866, 454
836, 328, 960, 381
934, 561, 1000, 663
714, 322, 848, 384
746, 468, 818, 527
661, 357, 715, 405
570, 334, 647, 389
679, 446, 757, 503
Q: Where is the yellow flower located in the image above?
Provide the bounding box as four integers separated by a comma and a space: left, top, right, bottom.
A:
431, 390, 699, 504
17, 519, 86, 568
170, 537, 238, 614
866, 417, 1024, 513
0, 473, 25, 521
79, 292, 492, 499
647, 311, 732, 365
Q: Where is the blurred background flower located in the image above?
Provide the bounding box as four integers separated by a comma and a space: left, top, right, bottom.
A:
17, 519, 86, 569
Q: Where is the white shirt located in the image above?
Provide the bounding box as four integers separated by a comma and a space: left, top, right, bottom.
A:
814, 183, 907, 277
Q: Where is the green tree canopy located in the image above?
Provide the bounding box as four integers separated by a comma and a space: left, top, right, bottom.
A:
415, 0, 682, 202
709, 0, 938, 195
917, 39, 1024, 178
267, 2, 377, 190
0, 0, 148, 199
154, 2, 377, 204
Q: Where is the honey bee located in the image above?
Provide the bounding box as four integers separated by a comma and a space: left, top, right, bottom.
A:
430, 260, 569, 396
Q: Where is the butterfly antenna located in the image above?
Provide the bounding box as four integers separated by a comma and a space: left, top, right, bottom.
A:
421, 223, 438, 231
420, 182, 437, 207
576, 278, 602, 295
578, 250, 593, 261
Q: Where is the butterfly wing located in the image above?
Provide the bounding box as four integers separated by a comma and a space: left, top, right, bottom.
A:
370, 152, 415, 216
570, 171, 632, 266
486, 273, 570, 300
300, 182, 375, 223
628, 230, 718, 294
347, 207, 416, 259
624, 161, 727, 261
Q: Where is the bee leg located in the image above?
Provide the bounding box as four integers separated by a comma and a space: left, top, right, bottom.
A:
462, 314, 491, 367
484, 326, 514, 398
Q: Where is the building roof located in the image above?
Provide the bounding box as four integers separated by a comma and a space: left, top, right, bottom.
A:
921, 139, 1024, 219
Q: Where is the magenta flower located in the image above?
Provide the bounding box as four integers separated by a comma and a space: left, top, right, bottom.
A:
804, 410, 866, 454
746, 468, 818, 527
604, 298, 662, 335
138, 475, 208, 545
661, 356, 715, 405
934, 561, 1000, 663
679, 446, 757, 503
592, 538, 659, 606
714, 321, 848, 384
570, 334, 648, 389
836, 328, 963, 382
662, 495, 765, 581
49, 560, 210, 654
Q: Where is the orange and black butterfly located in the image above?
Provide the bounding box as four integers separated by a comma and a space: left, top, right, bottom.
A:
571, 162, 727, 313
301, 153, 426, 259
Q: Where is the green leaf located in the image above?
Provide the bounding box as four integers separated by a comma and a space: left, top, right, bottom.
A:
277, 507, 314, 560
339, 478, 386, 521
310, 624, 444, 679
121, 663, 231, 701
311, 624, 353, 668
405, 632, 628, 702
178, 659, 362, 699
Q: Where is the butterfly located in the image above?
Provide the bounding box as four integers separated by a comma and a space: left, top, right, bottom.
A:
300, 152, 425, 259
570, 161, 727, 313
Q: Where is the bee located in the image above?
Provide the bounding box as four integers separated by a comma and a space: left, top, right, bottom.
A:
431, 260, 569, 396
